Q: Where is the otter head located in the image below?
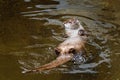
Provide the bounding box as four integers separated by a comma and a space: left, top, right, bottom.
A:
63, 18, 84, 30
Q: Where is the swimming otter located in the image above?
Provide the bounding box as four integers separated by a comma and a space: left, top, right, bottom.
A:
22, 18, 88, 73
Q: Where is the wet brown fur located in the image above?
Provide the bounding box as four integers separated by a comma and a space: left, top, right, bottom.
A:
22, 18, 87, 73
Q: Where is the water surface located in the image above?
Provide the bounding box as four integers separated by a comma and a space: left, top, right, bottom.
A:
0, 0, 120, 80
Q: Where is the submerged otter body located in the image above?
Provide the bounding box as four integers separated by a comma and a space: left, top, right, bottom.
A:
22, 18, 88, 73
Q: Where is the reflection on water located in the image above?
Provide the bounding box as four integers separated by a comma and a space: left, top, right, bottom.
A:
0, 0, 120, 80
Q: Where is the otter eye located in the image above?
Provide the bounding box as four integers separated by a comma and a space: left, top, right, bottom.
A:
55, 48, 60, 56
69, 48, 76, 54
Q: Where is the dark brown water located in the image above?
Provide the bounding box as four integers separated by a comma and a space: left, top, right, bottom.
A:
0, 0, 120, 80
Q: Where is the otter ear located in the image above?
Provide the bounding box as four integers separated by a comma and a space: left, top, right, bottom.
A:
54, 48, 61, 56
69, 48, 76, 54
78, 29, 86, 36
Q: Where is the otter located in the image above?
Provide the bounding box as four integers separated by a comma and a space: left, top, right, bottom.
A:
22, 18, 88, 73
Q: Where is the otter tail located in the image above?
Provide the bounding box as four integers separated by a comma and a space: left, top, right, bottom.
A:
22, 54, 73, 73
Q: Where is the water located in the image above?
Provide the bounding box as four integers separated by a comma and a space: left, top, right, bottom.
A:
0, 0, 120, 80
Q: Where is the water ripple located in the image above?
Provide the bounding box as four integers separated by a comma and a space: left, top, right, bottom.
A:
18, 0, 115, 74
